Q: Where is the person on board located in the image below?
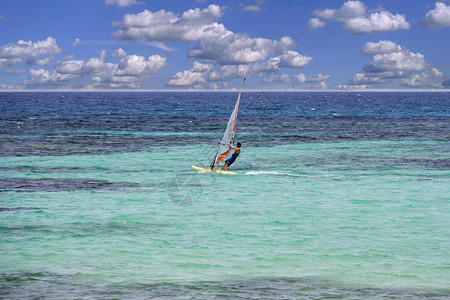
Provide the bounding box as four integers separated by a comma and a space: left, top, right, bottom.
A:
220, 142, 241, 171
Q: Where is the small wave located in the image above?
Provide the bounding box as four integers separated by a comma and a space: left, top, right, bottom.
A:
244, 171, 338, 178
245, 171, 282, 175
244, 171, 305, 177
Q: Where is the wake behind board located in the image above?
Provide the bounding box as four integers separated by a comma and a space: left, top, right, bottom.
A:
192, 165, 237, 175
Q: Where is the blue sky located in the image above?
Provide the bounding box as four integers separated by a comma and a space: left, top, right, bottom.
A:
0, 0, 449, 90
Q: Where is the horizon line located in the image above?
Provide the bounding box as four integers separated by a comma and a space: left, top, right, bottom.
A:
1, 89, 449, 93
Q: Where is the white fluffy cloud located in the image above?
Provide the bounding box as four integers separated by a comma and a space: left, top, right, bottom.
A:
401, 68, 443, 88
169, 59, 324, 89
113, 5, 313, 88
346, 41, 444, 88
364, 51, 426, 73
314, 0, 365, 21
25, 69, 78, 85
307, 18, 326, 29
56, 51, 113, 76
187, 35, 295, 65
25, 50, 168, 89
168, 70, 206, 86
311, 1, 410, 34
112, 48, 127, 57
168, 47, 312, 87
168, 48, 313, 87
112, 4, 229, 42
0, 37, 62, 59
278, 51, 313, 68
361, 40, 401, 55
344, 11, 410, 34
115, 54, 167, 76
422, 2, 450, 29
0, 37, 61, 71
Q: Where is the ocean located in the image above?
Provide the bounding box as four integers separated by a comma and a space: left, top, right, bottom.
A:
0, 91, 449, 299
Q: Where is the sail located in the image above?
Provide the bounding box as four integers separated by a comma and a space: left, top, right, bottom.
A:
210, 78, 246, 169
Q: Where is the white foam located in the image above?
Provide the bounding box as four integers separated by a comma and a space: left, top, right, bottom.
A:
244, 171, 337, 178
245, 171, 282, 175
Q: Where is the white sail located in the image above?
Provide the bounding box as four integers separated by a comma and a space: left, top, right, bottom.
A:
210, 78, 246, 169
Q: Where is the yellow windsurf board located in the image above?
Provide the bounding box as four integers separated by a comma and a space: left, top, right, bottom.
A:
192, 165, 237, 175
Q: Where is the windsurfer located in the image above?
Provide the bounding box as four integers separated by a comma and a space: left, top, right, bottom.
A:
220, 142, 241, 171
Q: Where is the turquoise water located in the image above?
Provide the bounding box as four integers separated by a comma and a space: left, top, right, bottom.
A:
2, 141, 449, 297
1, 92, 449, 298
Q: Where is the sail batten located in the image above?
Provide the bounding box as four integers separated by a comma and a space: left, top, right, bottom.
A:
210, 78, 246, 169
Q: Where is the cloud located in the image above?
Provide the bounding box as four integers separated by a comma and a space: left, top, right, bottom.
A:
26, 56, 54, 66
307, 18, 326, 29
291, 73, 330, 89
422, 2, 450, 29
168, 71, 206, 86
112, 48, 127, 57
307, 73, 332, 82
344, 11, 411, 34
25, 51, 168, 89
105, 0, 143, 7
187, 35, 295, 65
314, 0, 366, 21
72, 38, 81, 47
114, 5, 312, 88
401, 68, 443, 88
348, 72, 388, 85
278, 51, 313, 68
361, 40, 401, 54
169, 40, 312, 87
261, 73, 291, 83
346, 41, 443, 88
112, 4, 229, 42
115, 54, 167, 76
240, 4, 261, 12
0, 37, 61, 70
1, 84, 22, 90
363, 50, 426, 74
25, 69, 78, 85
169, 59, 323, 89
55, 51, 113, 76
336, 84, 371, 90
168, 62, 213, 86
262, 73, 330, 89
312, 1, 410, 34
0, 58, 22, 68
168, 47, 312, 87
0, 37, 62, 59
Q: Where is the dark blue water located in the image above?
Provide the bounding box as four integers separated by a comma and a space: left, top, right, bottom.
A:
1, 92, 449, 156
1, 91, 449, 117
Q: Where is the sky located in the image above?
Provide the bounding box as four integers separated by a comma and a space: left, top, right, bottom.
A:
0, 0, 449, 91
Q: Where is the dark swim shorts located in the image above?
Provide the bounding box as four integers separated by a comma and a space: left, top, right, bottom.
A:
225, 155, 237, 165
